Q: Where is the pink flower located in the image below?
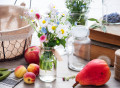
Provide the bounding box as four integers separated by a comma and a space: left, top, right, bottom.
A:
35, 13, 40, 20
40, 35, 46, 43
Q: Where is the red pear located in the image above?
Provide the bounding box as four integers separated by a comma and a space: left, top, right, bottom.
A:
73, 59, 111, 87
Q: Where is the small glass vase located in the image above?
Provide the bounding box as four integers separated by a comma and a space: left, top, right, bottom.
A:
68, 25, 90, 71
39, 47, 57, 82
69, 12, 88, 26
66, 0, 90, 26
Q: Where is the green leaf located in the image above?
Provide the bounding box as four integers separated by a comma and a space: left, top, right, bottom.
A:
60, 39, 66, 48
38, 33, 42, 38
101, 25, 106, 32
88, 18, 99, 23
89, 24, 100, 29
0, 68, 8, 71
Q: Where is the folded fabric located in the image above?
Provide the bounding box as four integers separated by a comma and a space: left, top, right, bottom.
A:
0, 72, 22, 88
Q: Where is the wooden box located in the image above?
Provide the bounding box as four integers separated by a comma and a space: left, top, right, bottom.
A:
89, 25, 120, 66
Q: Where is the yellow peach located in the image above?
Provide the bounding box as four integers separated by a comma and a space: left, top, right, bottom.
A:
23, 72, 36, 84
14, 65, 27, 78
27, 63, 39, 76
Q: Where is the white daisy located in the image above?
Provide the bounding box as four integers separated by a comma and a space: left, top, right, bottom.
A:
48, 24, 57, 33
56, 24, 69, 39
39, 18, 48, 27
27, 9, 36, 18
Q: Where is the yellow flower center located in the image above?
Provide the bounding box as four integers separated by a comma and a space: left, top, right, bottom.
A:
30, 9, 33, 12
61, 29, 64, 34
52, 26, 56, 30
62, 14, 65, 16
32, 20, 35, 22
53, 6, 55, 8
39, 27, 42, 30
42, 20, 46, 24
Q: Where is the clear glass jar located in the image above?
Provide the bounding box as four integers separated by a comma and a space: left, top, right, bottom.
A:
68, 25, 90, 71
39, 47, 57, 82
69, 12, 88, 26
102, 0, 120, 24
66, 0, 91, 26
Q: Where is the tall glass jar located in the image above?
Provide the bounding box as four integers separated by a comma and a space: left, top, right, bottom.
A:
68, 25, 90, 71
39, 47, 57, 82
102, 0, 120, 24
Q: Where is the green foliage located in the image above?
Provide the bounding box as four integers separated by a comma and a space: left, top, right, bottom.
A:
88, 18, 99, 23
38, 33, 42, 38
89, 18, 106, 32
40, 51, 56, 70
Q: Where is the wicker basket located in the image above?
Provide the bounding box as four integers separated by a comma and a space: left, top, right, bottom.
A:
0, 5, 34, 61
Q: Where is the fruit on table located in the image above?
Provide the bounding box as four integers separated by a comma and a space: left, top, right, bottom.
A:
24, 46, 40, 65
73, 59, 111, 87
14, 65, 27, 78
23, 72, 36, 84
27, 63, 39, 76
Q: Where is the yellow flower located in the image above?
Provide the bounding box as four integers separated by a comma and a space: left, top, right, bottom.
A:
62, 14, 65, 16
53, 6, 55, 8
61, 29, 64, 34
30, 9, 33, 12
39, 27, 42, 30
42, 20, 46, 24
52, 26, 56, 30
32, 20, 35, 22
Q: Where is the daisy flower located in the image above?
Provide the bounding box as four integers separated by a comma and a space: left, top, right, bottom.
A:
28, 9, 36, 18
48, 24, 57, 33
56, 25, 69, 39
39, 18, 48, 27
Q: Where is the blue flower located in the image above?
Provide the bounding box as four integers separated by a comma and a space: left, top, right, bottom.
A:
57, 21, 60, 25
81, 5, 85, 8
74, 21, 77, 26
56, 12, 59, 15
73, 2, 77, 7
41, 27, 47, 33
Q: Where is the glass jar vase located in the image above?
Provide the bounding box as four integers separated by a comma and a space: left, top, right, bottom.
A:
68, 25, 90, 71
39, 47, 57, 82
66, 0, 91, 26
69, 12, 88, 26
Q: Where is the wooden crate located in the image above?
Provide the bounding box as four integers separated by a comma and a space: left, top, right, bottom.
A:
89, 26, 120, 66
89, 25, 120, 46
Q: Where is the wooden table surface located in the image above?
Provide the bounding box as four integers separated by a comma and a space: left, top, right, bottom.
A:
0, 55, 120, 88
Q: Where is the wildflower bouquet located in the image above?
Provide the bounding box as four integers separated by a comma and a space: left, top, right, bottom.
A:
24, 4, 70, 70
25, 6, 70, 48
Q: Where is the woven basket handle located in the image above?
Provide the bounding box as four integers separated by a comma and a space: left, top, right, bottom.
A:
14, 0, 32, 9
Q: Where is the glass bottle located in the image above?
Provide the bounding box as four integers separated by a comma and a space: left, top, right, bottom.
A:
39, 47, 57, 82
68, 25, 90, 71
